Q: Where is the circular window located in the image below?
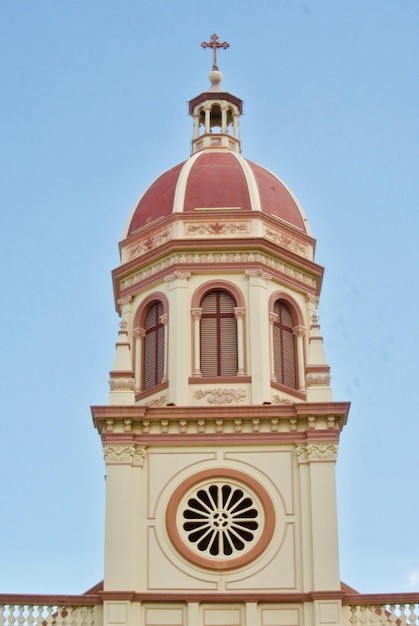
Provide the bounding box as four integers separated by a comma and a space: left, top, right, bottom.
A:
166, 468, 275, 570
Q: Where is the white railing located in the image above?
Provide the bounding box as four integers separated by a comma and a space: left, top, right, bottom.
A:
344, 595, 419, 626
0, 598, 101, 626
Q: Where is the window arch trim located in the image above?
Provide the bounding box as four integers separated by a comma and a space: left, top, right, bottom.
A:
192, 280, 245, 309
191, 281, 248, 380
133, 292, 169, 397
269, 292, 305, 396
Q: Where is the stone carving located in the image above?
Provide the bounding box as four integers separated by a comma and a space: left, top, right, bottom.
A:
186, 222, 249, 235
104, 445, 147, 466
306, 373, 332, 386
272, 394, 292, 405
120, 251, 317, 291
109, 377, 136, 390
295, 443, 338, 463
245, 269, 272, 281
194, 388, 246, 404
129, 228, 172, 260
132, 447, 147, 467
145, 394, 167, 407
265, 227, 308, 257
164, 271, 192, 283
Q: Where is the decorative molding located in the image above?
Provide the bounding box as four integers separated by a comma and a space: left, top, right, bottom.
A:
104, 445, 147, 467
245, 269, 272, 281
306, 294, 319, 307
164, 270, 192, 283
108, 377, 136, 390
128, 227, 172, 260
272, 394, 292, 405
132, 447, 147, 467
119, 251, 317, 291
185, 221, 250, 235
133, 327, 145, 339
193, 388, 246, 404
295, 443, 338, 463
265, 227, 308, 257
191, 307, 202, 321
293, 325, 306, 337
144, 394, 167, 407
117, 296, 132, 306
306, 373, 332, 386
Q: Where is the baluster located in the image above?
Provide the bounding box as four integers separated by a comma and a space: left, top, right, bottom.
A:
70, 607, 80, 626
349, 605, 359, 626
398, 603, 409, 626
26, 605, 35, 626
407, 603, 419, 626
0, 605, 5, 626
370, 604, 380, 626
15, 605, 24, 626
388, 604, 399, 626
42, 605, 54, 626
58, 607, 68, 626
7, 606, 16, 626
359, 605, 369, 626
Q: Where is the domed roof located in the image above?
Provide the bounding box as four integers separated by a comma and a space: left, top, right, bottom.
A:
126, 151, 309, 237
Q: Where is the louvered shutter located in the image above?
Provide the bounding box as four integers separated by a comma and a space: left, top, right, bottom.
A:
143, 301, 164, 390
273, 300, 297, 388
201, 290, 238, 377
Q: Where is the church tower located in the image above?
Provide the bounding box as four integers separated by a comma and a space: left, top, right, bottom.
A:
92, 35, 350, 626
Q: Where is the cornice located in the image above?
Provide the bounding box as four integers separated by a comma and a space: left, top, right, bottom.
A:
112, 248, 322, 309
91, 402, 350, 439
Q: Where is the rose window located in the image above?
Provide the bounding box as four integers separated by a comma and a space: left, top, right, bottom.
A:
166, 469, 276, 571
183, 483, 259, 556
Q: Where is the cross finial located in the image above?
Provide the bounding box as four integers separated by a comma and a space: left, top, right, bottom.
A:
201, 33, 229, 71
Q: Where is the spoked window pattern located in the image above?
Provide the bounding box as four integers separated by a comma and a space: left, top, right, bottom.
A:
143, 301, 165, 390
200, 290, 237, 376
181, 480, 262, 559
273, 300, 297, 389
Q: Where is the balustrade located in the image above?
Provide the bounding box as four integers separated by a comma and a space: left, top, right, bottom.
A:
345, 596, 419, 626
0, 600, 99, 626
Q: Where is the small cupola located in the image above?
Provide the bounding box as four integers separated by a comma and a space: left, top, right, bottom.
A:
189, 34, 243, 154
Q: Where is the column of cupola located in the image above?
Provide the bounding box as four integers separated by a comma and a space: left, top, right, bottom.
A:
245, 269, 273, 404
165, 270, 192, 406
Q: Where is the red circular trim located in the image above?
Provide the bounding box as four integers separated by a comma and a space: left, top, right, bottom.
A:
166, 468, 276, 571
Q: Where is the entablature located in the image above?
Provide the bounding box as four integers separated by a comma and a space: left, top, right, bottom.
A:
92, 402, 350, 441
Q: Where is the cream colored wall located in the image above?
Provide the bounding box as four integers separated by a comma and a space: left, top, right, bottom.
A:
103, 441, 340, 595
124, 265, 331, 408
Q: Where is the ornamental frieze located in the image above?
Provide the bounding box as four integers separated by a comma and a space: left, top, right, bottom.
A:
145, 394, 167, 407
295, 443, 338, 463
193, 387, 246, 404
265, 227, 309, 258
108, 377, 136, 390
120, 251, 317, 291
185, 221, 250, 235
128, 227, 173, 260
104, 445, 147, 467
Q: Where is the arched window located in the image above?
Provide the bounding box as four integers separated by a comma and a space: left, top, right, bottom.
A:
273, 300, 297, 389
200, 290, 238, 377
143, 301, 165, 390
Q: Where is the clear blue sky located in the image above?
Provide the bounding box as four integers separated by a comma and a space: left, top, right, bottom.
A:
0, 0, 418, 595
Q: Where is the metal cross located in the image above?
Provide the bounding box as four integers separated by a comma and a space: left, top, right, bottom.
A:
201, 33, 230, 71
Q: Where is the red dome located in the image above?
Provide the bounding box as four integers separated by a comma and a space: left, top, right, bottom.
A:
127, 151, 307, 236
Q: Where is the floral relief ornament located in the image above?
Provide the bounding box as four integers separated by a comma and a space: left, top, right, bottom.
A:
104, 445, 147, 466
295, 443, 338, 463
194, 388, 246, 404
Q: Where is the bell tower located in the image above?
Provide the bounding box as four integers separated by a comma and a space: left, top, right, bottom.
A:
92, 35, 349, 626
